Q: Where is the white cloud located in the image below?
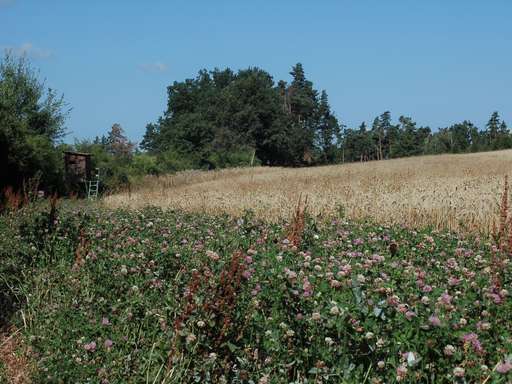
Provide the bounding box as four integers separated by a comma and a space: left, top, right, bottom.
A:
139, 61, 168, 73
3, 42, 52, 59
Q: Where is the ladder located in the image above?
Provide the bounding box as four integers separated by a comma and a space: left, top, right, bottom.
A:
86, 168, 100, 200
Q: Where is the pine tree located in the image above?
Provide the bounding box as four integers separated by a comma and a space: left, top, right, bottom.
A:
107, 123, 135, 159
287, 63, 319, 164
486, 111, 501, 149
316, 90, 340, 164
358, 121, 373, 161
277, 80, 290, 113
396, 116, 419, 157
448, 121, 474, 153
370, 117, 380, 160
141, 121, 161, 153
497, 120, 511, 149
379, 111, 392, 159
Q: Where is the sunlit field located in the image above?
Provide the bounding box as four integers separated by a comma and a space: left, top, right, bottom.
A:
3, 1, 512, 382
105, 150, 512, 234
2, 202, 511, 383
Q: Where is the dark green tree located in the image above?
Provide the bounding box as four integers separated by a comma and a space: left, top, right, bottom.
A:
0, 52, 68, 193
287, 63, 319, 164
497, 120, 511, 149
369, 112, 393, 160
483, 112, 511, 150
485, 111, 500, 149
144, 64, 331, 168
140, 121, 162, 153
447, 121, 475, 153
392, 116, 430, 157
315, 90, 340, 164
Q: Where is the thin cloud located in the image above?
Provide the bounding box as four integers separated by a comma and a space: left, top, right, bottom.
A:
139, 61, 168, 73
3, 42, 52, 59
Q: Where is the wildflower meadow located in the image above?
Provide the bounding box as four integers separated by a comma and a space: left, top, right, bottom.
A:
1, 193, 511, 383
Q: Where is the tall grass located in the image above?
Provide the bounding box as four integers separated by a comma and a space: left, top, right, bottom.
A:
104, 150, 512, 234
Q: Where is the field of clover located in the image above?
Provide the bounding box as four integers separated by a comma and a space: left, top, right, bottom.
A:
0, 200, 511, 383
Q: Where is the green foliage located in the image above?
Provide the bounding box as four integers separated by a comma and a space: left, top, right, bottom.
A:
74, 121, 259, 194
143, 64, 341, 167
1, 205, 511, 383
0, 199, 89, 326
207, 147, 260, 169
3, 53, 512, 197
73, 124, 139, 193
0, 52, 69, 194
158, 149, 198, 172
106, 123, 135, 159
131, 153, 162, 176
141, 62, 511, 170
316, 90, 341, 164
342, 112, 512, 162
486, 112, 510, 150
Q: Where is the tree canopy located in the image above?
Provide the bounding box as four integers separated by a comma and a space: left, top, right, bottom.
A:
0, 52, 69, 193
144, 63, 511, 170
142, 64, 341, 167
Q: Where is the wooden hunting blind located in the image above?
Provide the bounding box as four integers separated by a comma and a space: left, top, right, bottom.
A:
64, 151, 100, 199
64, 151, 92, 182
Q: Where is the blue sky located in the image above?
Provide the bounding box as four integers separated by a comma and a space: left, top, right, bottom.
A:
2, 0, 511, 144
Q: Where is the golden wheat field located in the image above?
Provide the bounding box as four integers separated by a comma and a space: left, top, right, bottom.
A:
104, 150, 512, 233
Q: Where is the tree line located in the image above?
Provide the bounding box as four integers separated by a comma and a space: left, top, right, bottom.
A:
141, 63, 342, 168
142, 64, 510, 167
1, 52, 511, 197
341, 112, 510, 162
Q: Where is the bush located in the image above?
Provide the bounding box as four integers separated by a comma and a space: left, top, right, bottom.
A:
207, 148, 260, 169
131, 153, 162, 176
158, 149, 198, 172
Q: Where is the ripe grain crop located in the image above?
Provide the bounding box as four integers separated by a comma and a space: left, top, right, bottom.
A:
105, 150, 512, 233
